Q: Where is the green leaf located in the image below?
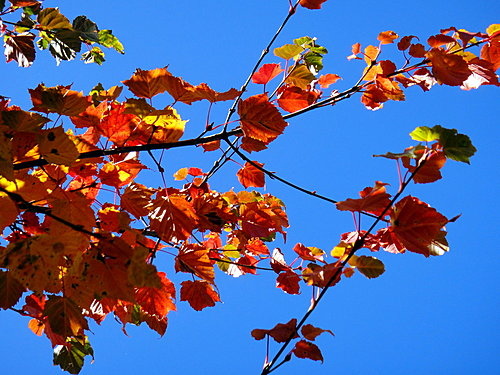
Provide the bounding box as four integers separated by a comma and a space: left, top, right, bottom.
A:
293, 36, 314, 46
274, 44, 303, 60
410, 125, 476, 163
98, 29, 124, 54
53, 337, 94, 375
410, 125, 441, 141
72, 15, 99, 42
81, 46, 105, 65
348, 255, 385, 279
303, 51, 324, 73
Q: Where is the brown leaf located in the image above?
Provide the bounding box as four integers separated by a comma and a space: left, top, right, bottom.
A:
4, 34, 36, 67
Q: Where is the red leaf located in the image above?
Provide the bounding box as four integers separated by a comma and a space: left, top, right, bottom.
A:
361, 84, 388, 110
299, 0, 328, 10
402, 149, 446, 183
277, 85, 320, 112
292, 340, 324, 362
293, 243, 324, 262
276, 270, 301, 294
180, 280, 220, 311
182, 83, 241, 103
461, 58, 500, 90
238, 94, 288, 143
251, 318, 299, 342
175, 244, 215, 283
252, 63, 284, 85
427, 34, 458, 48
237, 161, 265, 188
336, 181, 392, 215
244, 238, 270, 255
301, 324, 334, 341
390, 196, 448, 256
397, 35, 417, 51
426, 48, 472, 86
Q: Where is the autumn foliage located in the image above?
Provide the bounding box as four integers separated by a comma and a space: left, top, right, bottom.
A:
0, 0, 498, 374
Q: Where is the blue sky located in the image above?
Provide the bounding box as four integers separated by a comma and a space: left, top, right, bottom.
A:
1, 0, 499, 374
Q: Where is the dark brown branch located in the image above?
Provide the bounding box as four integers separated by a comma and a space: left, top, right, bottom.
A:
13, 129, 242, 171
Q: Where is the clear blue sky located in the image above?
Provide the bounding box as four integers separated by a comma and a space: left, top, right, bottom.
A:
1, 1, 499, 374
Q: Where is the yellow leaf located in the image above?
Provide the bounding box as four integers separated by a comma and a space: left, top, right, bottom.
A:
486, 24, 500, 36
140, 107, 186, 143
348, 255, 385, 279
38, 126, 79, 165
173, 167, 188, 181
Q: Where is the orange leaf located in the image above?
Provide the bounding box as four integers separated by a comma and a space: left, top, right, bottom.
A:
292, 340, 324, 362
299, 0, 328, 9
120, 182, 155, 218
426, 48, 472, 86
135, 272, 176, 316
390, 196, 448, 256
236, 161, 265, 188
98, 157, 146, 187
201, 139, 220, 152
336, 181, 392, 215
149, 193, 198, 243
29, 84, 91, 116
238, 94, 288, 143
251, 318, 299, 342
427, 34, 457, 48
122, 67, 171, 99
252, 63, 284, 84
97, 102, 140, 146
397, 35, 417, 51
277, 85, 320, 112
182, 83, 241, 103
301, 324, 334, 341
293, 243, 324, 262
361, 84, 388, 110
317, 73, 341, 88
175, 244, 215, 283
481, 35, 500, 70
409, 43, 427, 58
180, 280, 220, 311
378, 31, 399, 44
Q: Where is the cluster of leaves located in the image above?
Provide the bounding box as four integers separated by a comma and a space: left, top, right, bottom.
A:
0, 0, 498, 373
1, 0, 123, 66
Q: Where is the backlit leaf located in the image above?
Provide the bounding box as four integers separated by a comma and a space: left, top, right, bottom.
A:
29, 84, 91, 116
122, 67, 171, 99
317, 73, 341, 88
336, 181, 391, 216
38, 126, 79, 165
0, 271, 26, 309
44, 295, 89, 338
426, 48, 472, 86
236, 161, 265, 188
274, 44, 303, 60
180, 280, 220, 311
4, 34, 36, 67
299, 0, 328, 10
135, 272, 176, 316
238, 94, 288, 144
378, 30, 399, 44
97, 29, 124, 54
348, 255, 385, 279
251, 318, 299, 342
53, 336, 94, 375
175, 244, 215, 283
252, 63, 284, 84
37, 8, 72, 30
277, 85, 320, 112
276, 270, 301, 294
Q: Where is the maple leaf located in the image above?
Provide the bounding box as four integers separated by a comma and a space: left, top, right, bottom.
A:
122, 67, 171, 99
96, 102, 140, 146
175, 244, 215, 283
236, 161, 265, 188
251, 318, 299, 342
180, 280, 220, 311
98, 157, 146, 188
29, 84, 91, 116
389, 196, 449, 256
426, 48, 472, 86
244, 238, 270, 255
4, 34, 36, 67
292, 340, 324, 362
135, 272, 176, 317
276, 270, 301, 294
252, 63, 284, 84
149, 192, 198, 243
301, 324, 334, 341
238, 94, 288, 144
277, 85, 320, 112
336, 181, 392, 216
120, 182, 155, 218
299, 0, 328, 10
